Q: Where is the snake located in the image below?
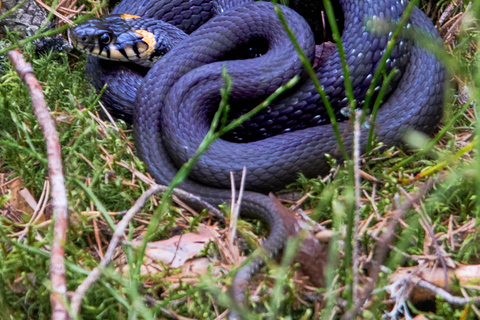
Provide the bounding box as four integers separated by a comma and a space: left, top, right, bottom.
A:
71, 0, 445, 316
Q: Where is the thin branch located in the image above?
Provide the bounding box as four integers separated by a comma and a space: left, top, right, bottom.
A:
352, 110, 362, 305
342, 178, 438, 320
33, 0, 73, 25
8, 49, 69, 320
70, 184, 166, 315
400, 185, 451, 288
229, 167, 247, 245
417, 279, 480, 305
386, 274, 480, 309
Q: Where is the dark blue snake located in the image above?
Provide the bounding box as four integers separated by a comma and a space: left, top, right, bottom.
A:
71, 0, 445, 316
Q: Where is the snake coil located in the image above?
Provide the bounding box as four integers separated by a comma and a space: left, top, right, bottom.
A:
75, 0, 445, 317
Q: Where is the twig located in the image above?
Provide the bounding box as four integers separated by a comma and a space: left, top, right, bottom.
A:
417, 279, 480, 305
173, 188, 225, 221
402, 185, 451, 287
342, 178, 438, 320
229, 167, 247, 245
386, 274, 480, 309
352, 109, 362, 305
98, 100, 119, 130
229, 172, 236, 244
33, 0, 72, 24
297, 209, 327, 232
8, 49, 69, 320
70, 184, 166, 315
114, 159, 225, 219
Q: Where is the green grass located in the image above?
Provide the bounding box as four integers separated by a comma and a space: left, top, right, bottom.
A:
1, 0, 479, 319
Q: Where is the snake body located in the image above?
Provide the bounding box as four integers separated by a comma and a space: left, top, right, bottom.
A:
72, 0, 445, 315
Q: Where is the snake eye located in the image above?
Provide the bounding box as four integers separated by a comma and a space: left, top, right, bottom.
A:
99, 33, 112, 45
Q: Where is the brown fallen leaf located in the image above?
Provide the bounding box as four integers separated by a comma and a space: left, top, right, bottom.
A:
144, 225, 219, 269
6, 178, 35, 215
126, 225, 222, 277
271, 194, 327, 288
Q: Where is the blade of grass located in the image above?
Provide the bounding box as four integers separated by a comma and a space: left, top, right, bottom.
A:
8, 241, 131, 308
364, 0, 419, 151
271, 10, 358, 300
388, 98, 473, 173
321, 0, 356, 112
473, 23, 480, 223
366, 68, 399, 147
320, 200, 344, 320
271, 0, 349, 160
0, 0, 28, 21
268, 234, 304, 319
317, 0, 361, 307
72, 178, 116, 231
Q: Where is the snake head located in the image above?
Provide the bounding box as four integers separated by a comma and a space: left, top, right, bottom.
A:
70, 14, 187, 67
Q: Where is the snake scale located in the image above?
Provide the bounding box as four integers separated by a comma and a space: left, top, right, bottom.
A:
72, 0, 445, 316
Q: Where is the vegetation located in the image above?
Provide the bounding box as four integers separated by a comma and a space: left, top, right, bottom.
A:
0, 0, 478, 319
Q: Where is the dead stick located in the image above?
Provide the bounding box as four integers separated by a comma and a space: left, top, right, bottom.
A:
8, 49, 69, 320
416, 278, 480, 305
70, 184, 166, 315
341, 178, 437, 320
352, 109, 362, 305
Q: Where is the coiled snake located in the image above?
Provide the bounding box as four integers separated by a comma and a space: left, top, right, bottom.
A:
71, 0, 445, 316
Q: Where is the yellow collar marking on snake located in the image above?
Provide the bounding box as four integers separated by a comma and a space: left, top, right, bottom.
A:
121, 14, 141, 19
134, 29, 157, 58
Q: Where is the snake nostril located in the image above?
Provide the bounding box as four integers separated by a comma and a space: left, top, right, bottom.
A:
82, 36, 87, 42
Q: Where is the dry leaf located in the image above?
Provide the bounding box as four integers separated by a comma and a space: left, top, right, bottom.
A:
271, 195, 327, 288
144, 225, 219, 269
6, 178, 35, 215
